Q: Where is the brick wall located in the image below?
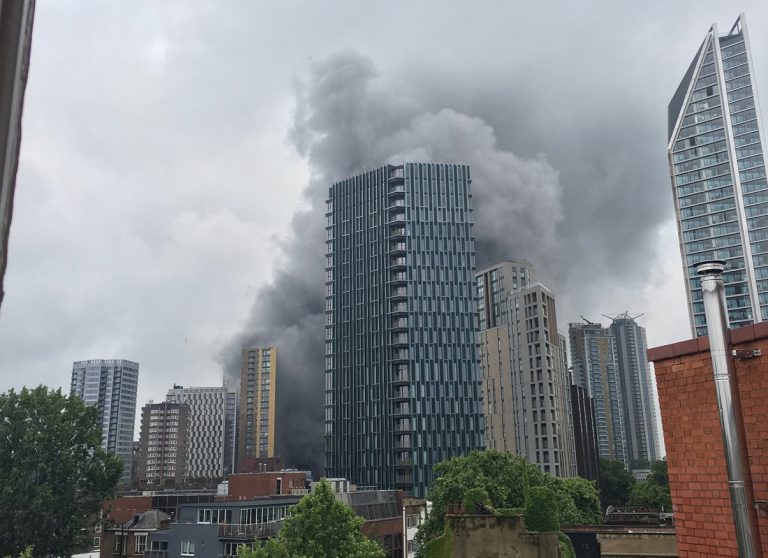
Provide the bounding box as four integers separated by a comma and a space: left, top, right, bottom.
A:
223, 471, 307, 500
648, 324, 768, 557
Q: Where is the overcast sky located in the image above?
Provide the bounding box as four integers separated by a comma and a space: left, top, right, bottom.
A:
1, 1, 766, 460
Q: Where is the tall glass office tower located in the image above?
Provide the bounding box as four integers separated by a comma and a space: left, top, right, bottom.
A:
668, 14, 768, 336
324, 163, 483, 497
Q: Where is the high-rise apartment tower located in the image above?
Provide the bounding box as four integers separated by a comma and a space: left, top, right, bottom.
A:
136, 401, 190, 484
476, 259, 575, 476
166, 385, 237, 479
569, 322, 627, 465
239, 347, 277, 468
607, 313, 661, 467
70, 359, 139, 484
668, 14, 768, 336
324, 163, 483, 497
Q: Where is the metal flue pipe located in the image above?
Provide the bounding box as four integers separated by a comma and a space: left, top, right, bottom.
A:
696, 260, 760, 557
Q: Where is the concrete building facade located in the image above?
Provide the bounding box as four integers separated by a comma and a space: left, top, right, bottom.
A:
238, 346, 276, 468
136, 401, 190, 485
71, 359, 139, 484
507, 283, 575, 476
668, 14, 768, 336
476, 258, 534, 453
324, 162, 483, 497
166, 386, 236, 480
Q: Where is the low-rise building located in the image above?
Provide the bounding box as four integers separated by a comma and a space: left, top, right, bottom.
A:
99, 510, 171, 558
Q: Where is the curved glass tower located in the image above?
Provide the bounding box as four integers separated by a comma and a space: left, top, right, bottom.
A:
668, 14, 768, 336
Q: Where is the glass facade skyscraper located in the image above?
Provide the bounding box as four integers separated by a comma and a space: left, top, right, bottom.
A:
668, 14, 768, 336
71, 359, 139, 484
569, 322, 627, 465
324, 162, 483, 497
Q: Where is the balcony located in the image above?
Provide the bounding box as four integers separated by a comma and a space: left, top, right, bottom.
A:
392, 365, 409, 383
395, 452, 413, 467
390, 302, 408, 314
390, 256, 406, 267
393, 385, 409, 400
389, 271, 407, 284
391, 317, 408, 330
388, 212, 406, 223
389, 241, 407, 254
218, 522, 282, 540
391, 333, 408, 346
388, 184, 405, 195
394, 434, 412, 449
393, 402, 411, 416
388, 199, 406, 210
389, 225, 406, 238
391, 348, 409, 361
390, 286, 407, 299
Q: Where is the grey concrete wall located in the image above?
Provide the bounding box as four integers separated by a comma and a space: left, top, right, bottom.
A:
448, 515, 559, 558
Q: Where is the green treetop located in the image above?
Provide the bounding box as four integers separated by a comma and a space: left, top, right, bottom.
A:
415, 450, 601, 556
0, 386, 123, 558
238, 479, 385, 558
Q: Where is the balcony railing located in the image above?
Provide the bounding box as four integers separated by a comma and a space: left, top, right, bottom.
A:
218, 521, 282, 540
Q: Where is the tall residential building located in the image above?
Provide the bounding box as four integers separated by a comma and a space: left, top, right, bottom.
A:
569, 322, 627, 465
668, 14, 768, 336
476, 259, 575, 476
70, 359, 139, 484
570, 385, 600, 483
238, 347, 277, 467
324, 162, 483, 497
607, 313, 661, 467
166, 385, 236, 479
476, 258, 535, 453
136, 401, 190, 484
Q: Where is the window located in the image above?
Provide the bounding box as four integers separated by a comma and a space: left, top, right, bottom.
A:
114, 534, 126, 555
93, 537, 101, 549
134, 534, 147, 554
150, 541, 168, 551
181, 541, 195, 556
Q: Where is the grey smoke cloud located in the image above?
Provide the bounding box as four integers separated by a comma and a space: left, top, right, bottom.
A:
222, 50, 566, 473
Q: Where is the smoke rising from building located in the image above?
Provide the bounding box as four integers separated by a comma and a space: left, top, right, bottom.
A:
221, 49, 667, 473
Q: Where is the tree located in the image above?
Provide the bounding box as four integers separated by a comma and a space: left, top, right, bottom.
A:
0, 386, 122, 558
238, 479, 385, 558
629, 459, 671, 511
598, 458, 635, 509
415, 450, 601, 556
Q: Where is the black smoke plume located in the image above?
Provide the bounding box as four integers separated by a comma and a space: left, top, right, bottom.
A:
221, 49, 669, 474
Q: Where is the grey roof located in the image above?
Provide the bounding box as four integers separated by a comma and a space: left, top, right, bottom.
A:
120, 509, 171, 531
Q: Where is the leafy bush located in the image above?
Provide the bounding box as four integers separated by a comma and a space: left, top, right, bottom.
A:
524, 486, 560, 532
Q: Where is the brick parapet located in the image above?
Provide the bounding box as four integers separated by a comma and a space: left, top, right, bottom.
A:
648, 323, 768, 557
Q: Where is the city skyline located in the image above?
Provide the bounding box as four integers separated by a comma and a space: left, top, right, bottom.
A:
1, 5, 766, 469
